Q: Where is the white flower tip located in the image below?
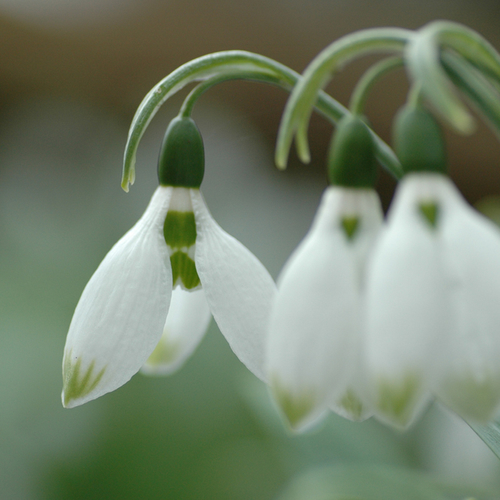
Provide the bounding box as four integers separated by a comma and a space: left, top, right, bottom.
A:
140, 335, 182, 377
373, 373, 424, 429
270, 375, 325, 433
62, 353, 106, 408
439, 373, 500, 424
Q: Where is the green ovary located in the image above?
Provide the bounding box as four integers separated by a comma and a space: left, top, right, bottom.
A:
170, 251, 200, 289
63, 353, 105, 407
271, 376, 317, 431
376, 373, 421, 427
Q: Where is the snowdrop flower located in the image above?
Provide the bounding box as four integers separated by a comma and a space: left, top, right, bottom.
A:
364, 106, 500, 428
266, 116, 382, 431
62, 116, 276, 408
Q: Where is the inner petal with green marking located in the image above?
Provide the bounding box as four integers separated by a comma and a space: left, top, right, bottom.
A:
419, 201, 439, 228
338, 388, 365, 421
145, 330, 180, 368
271, 375, 317, 431
376, 372, 421, 427
341, 216, 359, 241
164, 188, 201, 290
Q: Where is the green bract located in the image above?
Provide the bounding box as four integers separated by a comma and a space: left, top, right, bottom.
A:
327, 115, 377, 188
158, 117, 205, 188
393, 106, 447, 175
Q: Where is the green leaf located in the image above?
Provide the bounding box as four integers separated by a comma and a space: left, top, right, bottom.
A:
425, 20, 500, 86
406, 28, 475, 134
468, 416, 500, 461
442, 50, 500, 139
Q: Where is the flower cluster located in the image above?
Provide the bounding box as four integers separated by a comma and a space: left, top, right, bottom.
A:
266, 108, 500, 431
62, 104, 500, 437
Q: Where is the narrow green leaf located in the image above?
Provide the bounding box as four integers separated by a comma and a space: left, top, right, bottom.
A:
468, 416, 500, 461
406, 28, 475, 134
442, 50, 500, 139
425, 20, 500, 86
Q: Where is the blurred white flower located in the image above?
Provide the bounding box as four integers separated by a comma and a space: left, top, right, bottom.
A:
266, 186, 382, 431
62, 186, 276, 408
365, 173, 500, 428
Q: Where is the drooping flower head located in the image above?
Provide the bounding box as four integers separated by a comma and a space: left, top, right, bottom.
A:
62, 116, 276, 408
364, 105, 500, 428
266, 115, 383, 431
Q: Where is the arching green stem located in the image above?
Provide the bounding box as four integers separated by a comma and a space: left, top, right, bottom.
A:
122, 50, 401, 191
178, 71, 289, 118
275, 28, 412, 169
421, 21, 500, 85
349, 56, 405, 116
442, 50, 500, 137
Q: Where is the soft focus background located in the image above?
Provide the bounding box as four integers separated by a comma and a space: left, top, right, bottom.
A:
1, 1, 500, 499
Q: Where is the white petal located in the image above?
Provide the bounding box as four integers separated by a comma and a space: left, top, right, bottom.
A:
436, 181, 500, 421
190, 189, 277, 382
141, 288, 211, 376
267, 187, 382, 430
62, 187, 173, 407
364, 174, 452, 428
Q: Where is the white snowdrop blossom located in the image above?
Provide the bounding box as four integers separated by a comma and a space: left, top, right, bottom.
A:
62, 186, 276, 408
266, 186, 383, 431
364, 173, 500, 429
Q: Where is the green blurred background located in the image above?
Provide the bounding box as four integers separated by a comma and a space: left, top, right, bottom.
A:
1, 1, 500, 498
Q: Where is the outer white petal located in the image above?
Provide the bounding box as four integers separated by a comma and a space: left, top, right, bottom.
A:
436, 180, 500, 421
190, 189, 276, 382
62, 187, 173, 408
267, 187, 382, 431
364, 174, 452, 429
141, 288, 211, 376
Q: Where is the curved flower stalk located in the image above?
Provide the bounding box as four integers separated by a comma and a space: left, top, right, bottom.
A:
364, 173, 500, 428
62, 117, 276, 408
266, 116, 383, 431
122, 50, 401, 191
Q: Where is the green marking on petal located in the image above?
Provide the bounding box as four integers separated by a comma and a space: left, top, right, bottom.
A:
338, 389, 364, 420
419, 202, 439, 228
376, 373, 420, 427
341, 216, 359, 241
271, 375, 316, 431
164, 210, 197, 248
440, 372, 500, 422
63, 353, 105, 407
145, 332, 180, 368
170, 251, 200, 289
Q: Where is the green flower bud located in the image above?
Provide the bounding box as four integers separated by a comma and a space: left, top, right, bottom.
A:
393, 106, 447, 175
158, 116, 205, 188
327, 115, 377, 188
